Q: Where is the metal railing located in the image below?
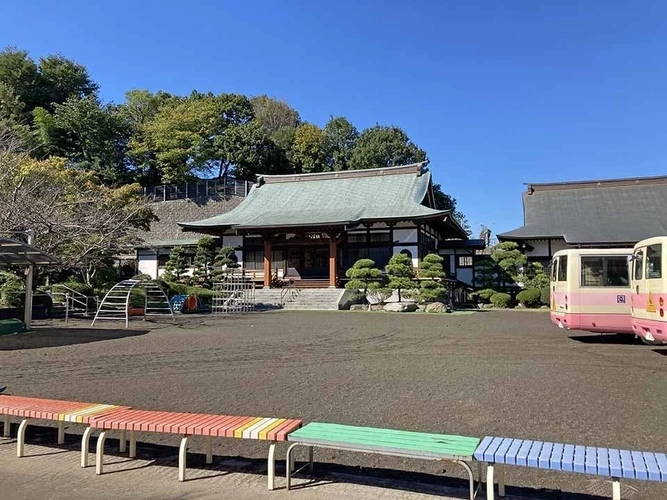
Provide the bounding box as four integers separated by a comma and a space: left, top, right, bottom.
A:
142, 178, 252, 202
51, 284, 98, 317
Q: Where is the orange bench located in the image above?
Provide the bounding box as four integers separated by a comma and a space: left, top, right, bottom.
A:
0, 395, 129, 465
88, 408, 302, 489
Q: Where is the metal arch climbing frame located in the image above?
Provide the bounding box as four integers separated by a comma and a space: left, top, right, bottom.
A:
91, 279, 174, 328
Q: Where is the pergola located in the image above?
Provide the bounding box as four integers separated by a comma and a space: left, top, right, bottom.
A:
0, 236, 59, 329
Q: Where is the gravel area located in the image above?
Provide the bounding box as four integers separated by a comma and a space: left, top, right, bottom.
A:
0, 310, 665, 499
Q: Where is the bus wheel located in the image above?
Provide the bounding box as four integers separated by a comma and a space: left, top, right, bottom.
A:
640, 337, 661, 346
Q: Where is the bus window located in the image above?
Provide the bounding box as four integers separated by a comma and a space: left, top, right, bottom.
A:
581, 257, 604, 286
605, 256, 629, 287
634, 251, 644, 281
557, 255, 568, 281
550, 259, 557, 282
647, 244, 662, 279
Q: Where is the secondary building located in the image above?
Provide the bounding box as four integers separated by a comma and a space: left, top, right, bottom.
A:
498, 175, 667, 266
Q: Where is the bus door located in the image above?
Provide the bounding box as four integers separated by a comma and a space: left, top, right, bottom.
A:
551, 254, 569, 322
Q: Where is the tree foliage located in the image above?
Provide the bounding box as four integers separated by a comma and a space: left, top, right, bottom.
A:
213, 246, 239, 280
162, 246, 189, 283
349, 125, 426, 170
385, 252, 416, 302
345, 258, 383, 305
192, 237, 217, 287
417, 253, 446, 303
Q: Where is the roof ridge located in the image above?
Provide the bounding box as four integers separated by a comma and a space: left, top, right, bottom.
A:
525, 174, 667, 192
256, 162, 429, 184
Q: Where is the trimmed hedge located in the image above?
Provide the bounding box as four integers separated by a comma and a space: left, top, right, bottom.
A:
541, 286, 550, 306
517, 288, 542, 308
491, 292, 512, 308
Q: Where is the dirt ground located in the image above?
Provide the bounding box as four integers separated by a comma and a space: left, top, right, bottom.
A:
0, 310, 665, 499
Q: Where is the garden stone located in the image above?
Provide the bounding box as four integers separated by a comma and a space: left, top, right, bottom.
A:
384, 302, 418, 312
425, 302, 447, 313
350, 304, 368, 311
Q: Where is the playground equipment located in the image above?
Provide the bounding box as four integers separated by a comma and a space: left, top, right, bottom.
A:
91, 280, 174, 328
550, 248, 633, 334
212, 275, 256, 314
631, 236, 667, 345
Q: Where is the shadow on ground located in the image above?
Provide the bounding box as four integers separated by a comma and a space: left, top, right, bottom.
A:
7, 424, 612, 500
0, 328, 149, 350
568, 334, 642, 345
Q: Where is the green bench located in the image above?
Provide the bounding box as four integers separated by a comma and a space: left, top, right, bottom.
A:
285, 422, 481, 499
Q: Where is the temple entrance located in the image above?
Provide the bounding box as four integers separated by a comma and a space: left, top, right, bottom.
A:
286, 245, 329, 279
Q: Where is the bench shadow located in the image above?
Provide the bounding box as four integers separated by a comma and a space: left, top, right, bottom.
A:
652, 348, 667, 356
0, 327, 149, 350
568, 334, 642, 345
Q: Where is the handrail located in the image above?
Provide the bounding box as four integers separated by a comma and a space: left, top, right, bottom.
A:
279, 279, 299, 305
51, 284, 97, 315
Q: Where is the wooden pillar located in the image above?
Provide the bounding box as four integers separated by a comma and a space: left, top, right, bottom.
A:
263, 240, 272, 287
329, 238, 337, 287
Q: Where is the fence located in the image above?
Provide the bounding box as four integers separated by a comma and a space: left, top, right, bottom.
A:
143, 178, 252, 202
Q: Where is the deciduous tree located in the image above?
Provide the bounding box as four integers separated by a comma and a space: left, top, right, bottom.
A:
349, 125, 426, 170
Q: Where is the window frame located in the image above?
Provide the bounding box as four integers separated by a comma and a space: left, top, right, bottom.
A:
646, 244, 662, 280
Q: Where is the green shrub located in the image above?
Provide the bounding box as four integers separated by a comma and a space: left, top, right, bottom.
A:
540, 286, 551, 306
490, 292, 512, 308
473, 288, 496, 303
517, 288, 541, 308
187, 287, 217, 305
58, 280, 94, 297
132, 273, 153, 281
0, 271, 25, 307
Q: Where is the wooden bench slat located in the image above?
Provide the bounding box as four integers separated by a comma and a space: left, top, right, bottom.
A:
632, 451, 648, 480
516, 440, 533, 466
643, 452, 661, 481
538, 442, 554, 469
481, 437, 504, 462
506, 439, 523, 466
473, 436, 494, 461
609, 448, 622, 477
550, 443, 564, 470
654, 453, 667, 481
597, 447, 610, 476
585, 446, 598, 474
561, 444, 575, 472
495, 438, 514, 463
620, 450, 635, 479
573, 445, 586, 473
527, 441, 544, 467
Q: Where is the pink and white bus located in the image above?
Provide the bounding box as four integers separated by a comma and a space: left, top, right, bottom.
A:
631, 237, 667, 345
550, 248, 633, 334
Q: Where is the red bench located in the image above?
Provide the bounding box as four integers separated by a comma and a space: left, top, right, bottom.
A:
0, 394, 129, 465
88, 408, 302, 489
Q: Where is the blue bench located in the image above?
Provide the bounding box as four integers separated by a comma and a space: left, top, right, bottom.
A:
474, 436, 667, 500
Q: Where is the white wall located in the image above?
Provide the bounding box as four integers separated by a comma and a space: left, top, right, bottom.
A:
394, 228, 418, 244
137, 251, 158, 279
550, 239, 568, 255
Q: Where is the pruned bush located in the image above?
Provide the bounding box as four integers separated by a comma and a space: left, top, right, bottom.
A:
0, 271, 25, 307
517, 288, 541, 308
57, 280, 94, 297
472, 288, 496, 303
490, 292, 512, 308
541, 286, 550, 306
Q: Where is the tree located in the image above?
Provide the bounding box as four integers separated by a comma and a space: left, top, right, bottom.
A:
0, 47, 41, 118
522, 262, 550, 289
33, 95, 131, 183
385, 252, 416, 302
223, 121, 286, 180
324, 116, 358, 171
0, 130, 156, 285
162, 246, 189, 283
250, 95, 300, 135
417, 253, 446, 303
0, 82, 32, 146
213, 246, 239, 281
432, 184, 470, 235
344, 258, 383, 308
292, 123, 328, 173
191, 237, 217, 287
491, 241, 527, 282
349, 125, 426, 170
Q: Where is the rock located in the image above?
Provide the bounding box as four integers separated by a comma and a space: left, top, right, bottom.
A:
540, 305, 550, 309
480, 303, 494, 309
425, 302, 447, 313
383, 302, 418, 312
349, 304, 368, 311
417, 304, 427, 312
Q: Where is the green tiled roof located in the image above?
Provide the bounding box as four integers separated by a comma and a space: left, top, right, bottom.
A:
179, 163, 456, 232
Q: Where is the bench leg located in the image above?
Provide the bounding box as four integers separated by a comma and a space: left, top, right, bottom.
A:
119, 429, 126, 453
486, 463, 495, 500
178, 436, 188, 482
612, 479, 621, 500
129, 430, 136, 458
267, 443, 276, 491
498, 464, 505, 497
81, 427, 93, 467
285, 443, 300, 491
17, 419, 28, 457
454, 460, 476, 500
3, 414, 9, 437
205, 436, 213, 465
308, 446, 314, 473
96, 431, 107, 475
57, 420, 65, 445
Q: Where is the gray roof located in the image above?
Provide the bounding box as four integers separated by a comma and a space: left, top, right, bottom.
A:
499, 175, 667, 244
135, 195, 244, 248
0, 238, 59, 266
179, 163, 464, 235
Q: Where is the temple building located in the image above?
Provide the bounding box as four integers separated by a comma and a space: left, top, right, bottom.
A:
498, 175, 667, 267
175, 162, 469, 288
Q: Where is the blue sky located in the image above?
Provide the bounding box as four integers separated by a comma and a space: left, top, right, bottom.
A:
2, 1, 666, 237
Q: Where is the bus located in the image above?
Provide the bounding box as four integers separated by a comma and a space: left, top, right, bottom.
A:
550, 248, 633, 334
630, 236, 667, 345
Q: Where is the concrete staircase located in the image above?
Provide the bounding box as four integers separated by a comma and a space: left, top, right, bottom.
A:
254, 287, 344, 311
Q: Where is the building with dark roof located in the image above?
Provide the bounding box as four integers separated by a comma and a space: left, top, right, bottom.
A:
498, 175, 667, 266
175, 162, 471, 287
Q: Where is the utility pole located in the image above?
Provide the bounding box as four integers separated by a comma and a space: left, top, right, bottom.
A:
24, 229, 34, 330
